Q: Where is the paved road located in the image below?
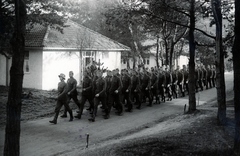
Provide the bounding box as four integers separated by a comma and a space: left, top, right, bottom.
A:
0, 72, 233, 156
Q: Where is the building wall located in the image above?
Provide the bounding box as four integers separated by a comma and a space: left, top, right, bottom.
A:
0, 55, 8, 86
42, 51, 80, 90
98, 51, 121, 70
23, 50, 43, 89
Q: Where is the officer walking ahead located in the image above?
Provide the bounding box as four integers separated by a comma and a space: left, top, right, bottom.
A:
49, 73, 73, 124
60, 71, 81, 118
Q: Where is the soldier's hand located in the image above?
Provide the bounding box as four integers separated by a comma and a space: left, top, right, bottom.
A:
83, 88, 86, 91
151, 86, 154, 88
68, 92, 70, 95
134, 89, 137, 92
145, 88, 148, 90
115, 90, 118, 94
95, 94, 99, 97
126, 89, 129, 93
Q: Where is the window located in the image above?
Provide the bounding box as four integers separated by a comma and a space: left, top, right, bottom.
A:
24, 51, 30, 73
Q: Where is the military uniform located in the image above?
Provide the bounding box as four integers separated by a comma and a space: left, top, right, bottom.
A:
158, 70, 166, 102
171, 70, 178, 99
89, 73, 107, 122
140, 71, 153, 107
130, 71, 141, 109
198, 67, 203, 91
75, 73, 94, 119
177, 69, 184, 97
165, 70, 172, 101
183, 68, 189, 95
150, 70, 160, 104
108, 72, 123, 116
206, 66, 212, 89
50, 74, 73, 124
121, 70, 133, 112
61, 75, 81, 118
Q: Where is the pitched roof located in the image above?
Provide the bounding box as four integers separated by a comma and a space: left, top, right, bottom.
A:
25, 24, 47, 47
26, 20, 130, 51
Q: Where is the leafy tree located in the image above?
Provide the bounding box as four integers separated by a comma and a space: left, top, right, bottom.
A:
1, 0, 73, 155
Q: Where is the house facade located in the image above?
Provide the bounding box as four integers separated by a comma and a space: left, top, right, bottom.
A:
0, 20, 130, 90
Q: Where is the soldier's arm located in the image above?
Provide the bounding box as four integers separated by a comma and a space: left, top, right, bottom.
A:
69, 79, 77, 94
98, 79, 106, 96
117, 77, 123, 92
127, 76, 132, 91
84, 78, 93, 91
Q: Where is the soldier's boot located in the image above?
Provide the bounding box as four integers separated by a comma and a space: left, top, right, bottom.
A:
74, 113, 81, 119
136, 103, 141, 109
69, 110, 73, 122
49, 112, 59, 124
60, 109, 67, 118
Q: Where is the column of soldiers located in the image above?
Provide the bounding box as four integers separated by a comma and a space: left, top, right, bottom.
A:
55, 64, 216, 123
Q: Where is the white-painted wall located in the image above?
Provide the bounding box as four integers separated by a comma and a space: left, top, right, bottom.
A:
0, 55, 7, 86
42, 51, 80, 90
23, 50, 43, 89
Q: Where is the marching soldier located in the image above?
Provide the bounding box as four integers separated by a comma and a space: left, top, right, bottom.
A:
195, 65, 199, 92
211, 65, 216, 87
74, 70, 94, 119
197, 65, 204, 91
121, 69, 133, 112
176, 66, 184, 97
150, 68, 160, 104
182, 65, 189, 95
206, 65, 212, 89
60, 71, 81, 118
140, 68, 153, 107
201, 65, 207, 89
158, 67, 166, 102
165, 66, 172, 101
171, 69, 178, 99
49, 73, 73, 124
108, 69, 123, 116
130, 70, 141, 109
89, 70, 108, 122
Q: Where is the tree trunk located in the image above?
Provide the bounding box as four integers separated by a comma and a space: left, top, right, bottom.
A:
4, 0, 26, 156
233, 0, 240, 154
211, 0, 226, 124
169, 39, 174, 71
188, 0, 196, 112
164, 40, 169, 66
156, 36, 160, 68
128, 23, 144, 67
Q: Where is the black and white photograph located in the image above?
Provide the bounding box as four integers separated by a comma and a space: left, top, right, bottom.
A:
0, 0, 240, 155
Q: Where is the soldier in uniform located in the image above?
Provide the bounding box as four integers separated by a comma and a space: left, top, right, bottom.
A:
176, 66, 184, 97
201, 65, 207, 89
158, 67, 166, 102
105, 70, 112, 110
195, 65, 199, 92
121, 69, 133, 112
182, 65, 189, 95
171, 69, 178, 99
165, 66, 172, 101
74, 70, 94, 119
89, 70, 108, 122
130, 70, 141, 109
140, 68, 153, 106
206, 65, 212, 89
60, 71, 81, 118
150, 68, 160, 104
211, 65, 216, 87
49, 73, 73, 124
107, 69, 123, 116
197, 65, 204, 91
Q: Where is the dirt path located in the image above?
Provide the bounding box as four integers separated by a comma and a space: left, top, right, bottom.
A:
0, 73, 234, 156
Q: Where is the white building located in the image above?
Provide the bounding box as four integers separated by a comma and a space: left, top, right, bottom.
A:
0, 20, 130, 90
